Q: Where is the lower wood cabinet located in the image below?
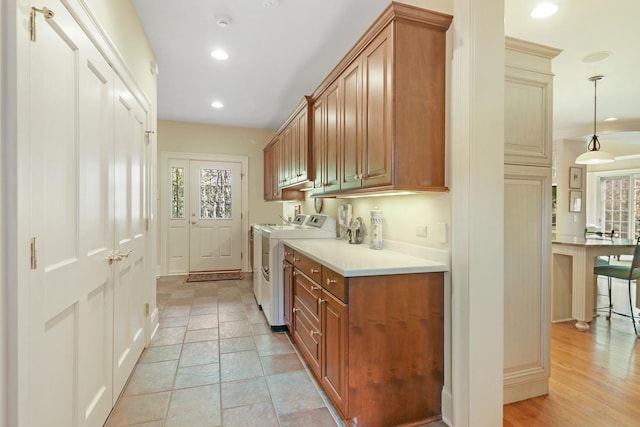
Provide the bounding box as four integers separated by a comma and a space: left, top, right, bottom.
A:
286, 248, 444, 426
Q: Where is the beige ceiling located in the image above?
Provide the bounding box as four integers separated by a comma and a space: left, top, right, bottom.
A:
132, 0, 640, 145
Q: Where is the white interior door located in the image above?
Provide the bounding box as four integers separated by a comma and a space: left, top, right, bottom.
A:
26, 3, 149, 425
112, 75, 148, 399
28, 3, 115, 426
189, 160, 242, 272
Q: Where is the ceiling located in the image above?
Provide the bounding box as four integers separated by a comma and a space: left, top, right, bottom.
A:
132, 0, 640, 145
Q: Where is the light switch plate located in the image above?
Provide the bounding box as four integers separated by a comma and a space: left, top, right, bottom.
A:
437, 222, 448, 243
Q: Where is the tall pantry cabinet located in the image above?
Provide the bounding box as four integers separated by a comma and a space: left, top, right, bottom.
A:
503, 37, 561, 404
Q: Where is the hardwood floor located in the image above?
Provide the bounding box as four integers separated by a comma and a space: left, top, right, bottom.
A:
504, 278, 640, 426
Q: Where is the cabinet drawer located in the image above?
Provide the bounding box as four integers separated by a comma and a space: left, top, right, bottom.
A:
321, 267, 346, 303
293, 308, 321, 375
283, 245, 295, 264
294, 252, 322, 283
294, 272, 321, 321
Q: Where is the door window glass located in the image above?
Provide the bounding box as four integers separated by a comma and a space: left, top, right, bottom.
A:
200, 168, 232, 219
171, 166, 185, 219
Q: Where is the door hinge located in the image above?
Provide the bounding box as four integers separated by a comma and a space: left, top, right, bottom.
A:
145, 130, 155, 145
30, 7, 55, 42
145, 303, 150, 317
241, 252, 243, 260
145, 218, 150, 231
30, 237, 37, 270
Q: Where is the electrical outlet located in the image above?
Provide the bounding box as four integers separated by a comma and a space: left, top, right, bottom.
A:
416, 225, 428, 237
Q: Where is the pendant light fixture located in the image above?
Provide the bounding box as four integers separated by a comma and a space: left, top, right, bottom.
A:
575, 75, 615, 164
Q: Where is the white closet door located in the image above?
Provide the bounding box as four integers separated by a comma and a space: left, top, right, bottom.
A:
112, 75, 149, 400
28, 2, 114, 426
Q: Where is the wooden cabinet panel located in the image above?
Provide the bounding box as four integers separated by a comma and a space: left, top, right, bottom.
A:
361, 24, 393, 189
321, 290, 348, 415
293, 307, 321, 376
340, 58, 363, 191
294, 271, 321, 322
283, 259, 293, 332
312, 97, 325, 192
324, 81, 341, 193
321, 267, 346, 302
271, 141, 282, 199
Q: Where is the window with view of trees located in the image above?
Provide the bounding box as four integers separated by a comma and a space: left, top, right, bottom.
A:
171, 166, 185, 219
600, 174, 640, 239
199, 168, 232, 219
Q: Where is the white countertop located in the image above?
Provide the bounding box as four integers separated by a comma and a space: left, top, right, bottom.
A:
281, 238, 449, 277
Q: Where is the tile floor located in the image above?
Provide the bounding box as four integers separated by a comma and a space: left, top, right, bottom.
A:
105, 274, 448, 427
104, 274, 343, 427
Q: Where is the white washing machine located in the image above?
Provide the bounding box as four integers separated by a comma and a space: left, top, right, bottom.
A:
258, 214, 336, 329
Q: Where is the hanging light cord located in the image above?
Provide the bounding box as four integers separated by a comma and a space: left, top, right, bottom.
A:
587, 76, 603, 152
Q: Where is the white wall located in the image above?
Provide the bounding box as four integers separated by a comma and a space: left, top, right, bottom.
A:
1, 0, 7, 424
554, 139, 587, 237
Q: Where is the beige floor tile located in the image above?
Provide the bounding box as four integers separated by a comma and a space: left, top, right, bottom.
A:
250, 322, 271, 335
219, 336, 256, 354
160, 305, 191, 318
159, 315, 190, 328
220, 350, 263, 382
184, 328, 219, 343
266, 370, 325, 415
221, 402, 279, 427
166, 384, 221, 427
254, 332, 294, 356
191, 303, 218, 316
219, 320, 252, 339
188, 313, 219, 330
246, 309, 266, 324
123, 360, 178, 396
138, 344, 182, 364
260, 353, 304, 376
279, 407, 340, 427
105, 391, 171, 426
218, 311, 248, 322
220, 376, 271, 409
150, 326, 187, 347
218, 301, 246, 313
179, 340, 219, 367
174, 363, 220, 389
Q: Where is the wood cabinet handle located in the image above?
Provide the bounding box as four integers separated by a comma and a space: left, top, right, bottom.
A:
318, 298, 326, 304
326, 278, 337, 285
293, 257, 300, 262
310, 268, 320, 274
310, 330, 322, 336
285, 251, 292, 256
310, 285, 321, 292
283, 262, 290, 269
293, 307, 300, 313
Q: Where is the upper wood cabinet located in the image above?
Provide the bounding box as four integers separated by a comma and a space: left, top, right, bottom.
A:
263, 97, 311, 201
312, 3, 452, 196
505, 37, 561, 166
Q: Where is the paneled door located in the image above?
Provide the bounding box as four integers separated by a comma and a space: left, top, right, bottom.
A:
26, 2, 149, 426
111, 74, 149, 400
189, 160, 242, 272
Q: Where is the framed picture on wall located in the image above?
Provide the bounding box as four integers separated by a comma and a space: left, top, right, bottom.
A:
569, 190, 582, 212
569, 167, 582, 189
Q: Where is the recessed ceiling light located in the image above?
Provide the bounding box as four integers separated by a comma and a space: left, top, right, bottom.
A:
211, 101, 224, 109
211, 49, 229, 60
604, 117, 618, 122
262, 0, 279, 8
582, 51, 612, 63
531, 2, 558, 19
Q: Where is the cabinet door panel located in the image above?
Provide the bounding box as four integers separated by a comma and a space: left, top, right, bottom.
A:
324, 82, 341, 193
294, 272, 321, 322
362, 25, 393, 188
293, 308, 321, 376
341, 59, 363, 191
283, 260, 293, 331
312, 98, 325, 192
322, 291, 348, 415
